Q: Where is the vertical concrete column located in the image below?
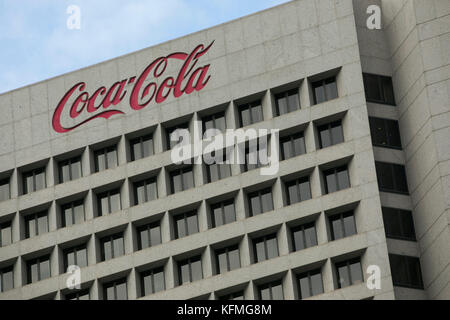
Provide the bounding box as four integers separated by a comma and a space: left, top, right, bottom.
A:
120, 179, 131, 211
316, 212, 328, 245
198, 200, 208, 233
127, 269, 137, 300
92, 279, 101, 300
117, 136, 127, 166
322, 259, 334, 293
310, 167, 322, 199
48, 201, 57, 232
81, 147, 91, 177
203, 246, 213, 279
226, 102, 238, 130
158, 168, 168, 198
85, 190, 95, 221
87, 235, 97, 268
160, 212, 171, 243
12, 210, 21, 243
283, 271, 296, 300
304, 122, 317, 153
247, 281, 257, 300
278, 223, 289, 256
50, 246, 59, 278
272, 178, 283, 210
300, 79, 312, 109
46, 158, 55, 188
14, 258, 23, 287
262, 91, 274, 121
154, 124, 165, 153
235, 189, 246, 221
240, 234, 252, 267
10, 169, 18, 199
166, 257, 176, 289
124, 223, 132, 256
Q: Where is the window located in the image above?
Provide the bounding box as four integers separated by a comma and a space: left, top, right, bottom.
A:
0, 221, 12, 247
100, 233, 125, 261
65, 289, 90, 300
375, 162, 409, 194
205, 151, 232, 183
389, 254, 424, 289
243, 139, 268, 172
97, 189, 121, 216
137, 222, 162, 250
166, 123, 189, 150
63, 244, 88, 270
312, 77, 338, 105
130, 134, 154, 161
323, 165, 350, 194
335, 258, 363, 289
0, 266, 13, 292
329, 211, 357, 240
238, 101, 263, 127
258, 280, 283, 300
253, 234, 279, 263
215, 245, 241, 274
317, 120, 344, 149
27, 255, 51, 284
133, 178, 158, 205
22, 167, 46, 194
285, 176, 312, 205
291, 222, 317, 251
61, 200, 85, 227
178, 256, 203, 285
0, 178, 10, 201
248, 188, 274, 216
94, 145, 118, 172
202, 112, 226, 138
382, 207, 416, 241
170, 167, 194, 194
297, 269, 324, 299
103, 278, 127, 300
219, 291, 244, 300
369, 117, 402, 149
280, 132, 306, 160
141, 267, 165, 297
58, 156, 82, 183
25, 211, 48, 239
363, 73, 396, 105
210, 199, 236, 228
173, 211, 199, 239
275, 89, 300, 116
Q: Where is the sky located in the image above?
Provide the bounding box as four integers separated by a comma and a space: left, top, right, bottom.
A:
0, 0, 290, 94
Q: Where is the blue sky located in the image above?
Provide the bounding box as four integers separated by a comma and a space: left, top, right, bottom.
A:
0, 0, 289, 94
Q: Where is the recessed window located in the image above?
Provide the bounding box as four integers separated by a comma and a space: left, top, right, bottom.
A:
335, 257, 363, 289
210, 199, 236, 228
178, 256, 203, 285
322, 165, 350, 194
130, 134, 154, 161
24, 211, 49, 239
141, 267, 165, 297
0, 221, 12, 247
202, 112, 226, 138
238, 100, 263, 127
291, 222, 317, 251
258, 280, 284, 300
63, 244, 88, 270
94, 145, 118, 172
22, 167, 46, 194
280, 132, 306, 160
97, 189, 121, 216
61, 199, 85, 227
329, 211, 357, 240
100, 233, 125, 261
137, 221, 162, 250
389, 254, 424, 289
215, 245, 241, 274
375, 162, 409, 194
285, 176, 311, 205
166, 123, 189, 150
219, 291, 244, 300
173, 211, 199, 239
103, 278, 127, 300
26, 255, 51, 284
297, 269, 324, 299
248, 188, 274, 216
363, 73, 396, 106
133, 177, 158, 205
275, 89, 300, 116
0, 177, 11, 202
65, 288, 90, 300
170, 167, 194, 194
204, 150, 232, 183
243, 141, 268, 172
253, 234, 279, 263
312, 76, 338, 105
317, 120, 344, 149
369, 117, 402, 149
382, 207, 416, 241
58, 156, 82, 183
0, 266, 14, 292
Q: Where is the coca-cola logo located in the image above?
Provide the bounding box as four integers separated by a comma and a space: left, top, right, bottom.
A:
52, 41, 214, 133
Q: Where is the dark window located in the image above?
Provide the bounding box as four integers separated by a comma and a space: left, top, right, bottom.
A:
329, 211, 357, 240
291, 222, 317, 251
205, 150, 232, 183
389, 254, 424, 289
22, 167, 46, 194
133, 178, 158, 205
202, 112, 226, 138
335, 258, 363, 289
170, 167, 194, 194
0, 221, 12, 247
210, 199, 236, 228
130, 134, 154, 161
58, 156, 82, 183
238, 101, 263, 127
375, 162, 409, 194
178, 256, 203, 285
369, 117, 402, 149
0, 266, 14, 292
0, 178, 11, 201
323, 165, 350, 194
166, 123, 189, 150
97, 189, 121, 216
280, 132, 306, 160
63, 244, 88, 270
215, 245, 241, 274
382, 207, 416, 241
275, 89, 300, 116
285, 176, 312, 205
297, 269, 324, 299
258, 280, 283, 300
253, 234, 279, 263
141, 267, 165, 297
94, 146, 118, 172
173, 211, 199, 239
312, 77, 338, 105
100, 233, 125, 261
243, 138, 268, 172
363, 73, 396, 106
103, 278, 127, 300
25, 211, 48, 239
219, 291, 244, 300
248, 188, 274, 216
27, 255, 51, 284
65, 289, 90, 300
61, 199, 85, 227
137, 221, 162, 250
318, 120, 344, 149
